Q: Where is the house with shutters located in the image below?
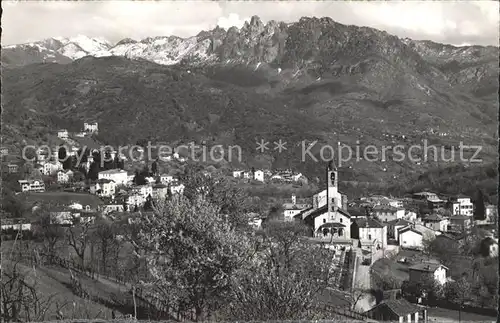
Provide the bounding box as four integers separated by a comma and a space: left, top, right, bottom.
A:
351, 217, 388, 252
364, 298, 427, 322
282, 194, 311, 221
373, 205, 405, 223
387, 218, 413, 240
409, 262, 449, 285
422, 214, 448, 232
398, 224, 439, 250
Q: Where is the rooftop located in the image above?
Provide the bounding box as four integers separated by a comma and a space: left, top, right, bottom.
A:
318, 222, 346, 230
450, 215, 472, 220
409, 262, 447, 273
423, 214, 444, 222
367, 298, 423, 317
99, 169, 127, 174
300, 204, 351, 220
354, 217, 385, 228
387, 218, 413, 226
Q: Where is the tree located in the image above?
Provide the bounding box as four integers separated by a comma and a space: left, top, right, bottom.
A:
32, 206, 65, 258
133, 169, 146, 186
143, 194, 153, 211
130, 195, 252, 321
424, 237, 459, 267
66, 217, 92, 267
103, 150, 113, 170
474, 188, 486, 220
92, 218, 120, 276
180, 165, 249, 230
444, 275, 470, 307
86, 162, 99, 181
226, 221, 333, 320
58, 147, 67, 163
151, 160, 158, 176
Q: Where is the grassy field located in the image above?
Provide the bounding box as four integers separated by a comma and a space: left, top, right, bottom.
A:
2, 260, 115, 321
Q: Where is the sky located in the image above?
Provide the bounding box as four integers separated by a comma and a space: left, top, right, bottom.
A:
3, 0, 499, 47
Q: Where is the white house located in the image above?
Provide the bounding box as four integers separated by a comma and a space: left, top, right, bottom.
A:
102, 203, 124, 214
291, 173, 304, 182
57, 169, 74, 183
18, 180, 45, 192
413, 192, 439, 201
90, 179, 116, 197
282, 195, 311, 221
0, 219, 31, 232
57, 129, 69, 139
98, 169, 128, 185
170, 183, 185, 195
160, 174, 174, 184
409, 263, 449, 285
253, 170, 265, 182
84, 122, 98, 133
450, 195, 474, 216
43, 161, 63, 175
373, 205, 405, 223
145, 177, 156, 184
352, 217, 388, 250
398, 224, 439, 250
152, 184, 170, 200
133, 185, 153, 199
422, 214, 448, 232
127, 194, 145, 209
387, 218, 413, 240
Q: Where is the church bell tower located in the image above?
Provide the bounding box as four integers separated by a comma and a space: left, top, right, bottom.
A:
326, 160, 338, 218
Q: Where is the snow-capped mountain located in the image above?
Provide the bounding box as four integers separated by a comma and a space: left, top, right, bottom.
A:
2, 35, 113, 65
3, 32, 218, 66
2, 15, 497, 96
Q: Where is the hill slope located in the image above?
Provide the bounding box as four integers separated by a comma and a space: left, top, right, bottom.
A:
2, 16, 498, 183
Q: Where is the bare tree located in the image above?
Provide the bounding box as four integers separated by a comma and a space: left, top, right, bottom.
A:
66, 217, 92, 267
33, 210, 65, 259
0, 260, 64, 322
92, 217, 120, 277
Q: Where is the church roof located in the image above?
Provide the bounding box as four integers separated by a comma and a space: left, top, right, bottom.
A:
300, 204, 351, 220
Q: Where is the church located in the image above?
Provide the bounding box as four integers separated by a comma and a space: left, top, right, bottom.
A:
295, 161, 352, 241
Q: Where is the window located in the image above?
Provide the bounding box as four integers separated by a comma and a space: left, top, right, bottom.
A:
340, 218, 342, 223
369, 234, 372, 240
323, 219, 326, 223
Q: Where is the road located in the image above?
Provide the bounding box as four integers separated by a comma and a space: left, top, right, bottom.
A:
352, 247, 376, 312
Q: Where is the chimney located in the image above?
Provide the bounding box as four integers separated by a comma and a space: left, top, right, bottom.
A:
291, 194, 296, 204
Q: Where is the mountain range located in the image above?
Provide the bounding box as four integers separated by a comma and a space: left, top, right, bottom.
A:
2, 16, 498, 188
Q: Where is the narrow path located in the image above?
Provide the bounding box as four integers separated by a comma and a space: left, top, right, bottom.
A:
352, 246, 376, 313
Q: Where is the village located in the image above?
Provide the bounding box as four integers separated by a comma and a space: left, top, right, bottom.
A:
1, 122, 498, 323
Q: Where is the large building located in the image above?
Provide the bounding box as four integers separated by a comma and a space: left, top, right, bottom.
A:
297, 162, 352, 240
98, 169, 128, 185
18, 179, 45, 193
449, 195, 474, 216
84, 122, 99, 133
90, 179, 116, 197
351, 217, 388, 250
